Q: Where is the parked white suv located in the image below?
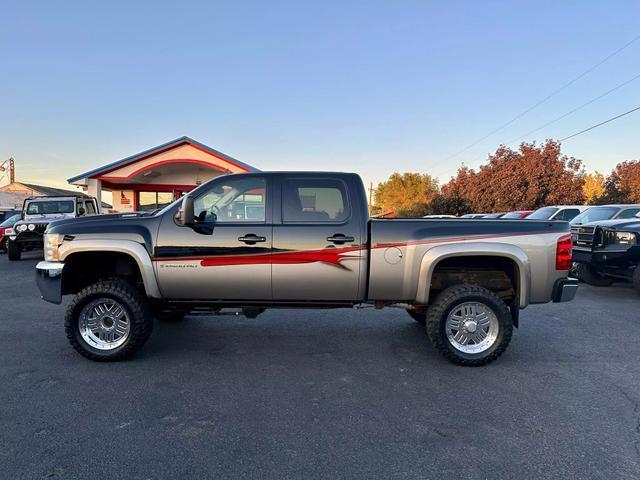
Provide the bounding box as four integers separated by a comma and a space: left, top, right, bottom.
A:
569, 204, 640, 225
526, 205, 588, 222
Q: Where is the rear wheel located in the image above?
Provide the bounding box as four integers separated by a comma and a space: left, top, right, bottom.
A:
7, 240, 21, 261
425, 285, 512, 366
65, 280, 154, 361
575, 263, 613, 287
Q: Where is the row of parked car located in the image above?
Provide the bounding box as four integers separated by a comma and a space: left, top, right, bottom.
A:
451, 204, 640, 292
457, 204, 640, 224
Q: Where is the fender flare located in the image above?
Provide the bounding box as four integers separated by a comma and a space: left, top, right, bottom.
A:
59, 239, 162, 299
414, 242, 531, 308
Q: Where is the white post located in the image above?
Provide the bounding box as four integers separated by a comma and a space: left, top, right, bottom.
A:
86, 178, 103, 213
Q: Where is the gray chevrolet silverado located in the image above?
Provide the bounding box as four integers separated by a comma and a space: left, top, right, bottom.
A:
36, 172, 577, 365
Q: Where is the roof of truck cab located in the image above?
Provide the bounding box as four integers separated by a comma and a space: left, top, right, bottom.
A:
540, 205, 587, 208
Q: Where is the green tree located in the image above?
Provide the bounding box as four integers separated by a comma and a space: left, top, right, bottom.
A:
374, 172, 439, 214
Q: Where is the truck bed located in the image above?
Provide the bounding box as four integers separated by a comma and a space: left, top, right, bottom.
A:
367, 218, 570, 305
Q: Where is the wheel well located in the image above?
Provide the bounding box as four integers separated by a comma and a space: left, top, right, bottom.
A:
429, 255, 519, 305
62, 252, 144, 295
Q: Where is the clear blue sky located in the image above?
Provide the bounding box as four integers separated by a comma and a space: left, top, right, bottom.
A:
1, 0, 639, 191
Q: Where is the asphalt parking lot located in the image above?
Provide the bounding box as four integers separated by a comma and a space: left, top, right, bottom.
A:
1, 252, 639, 480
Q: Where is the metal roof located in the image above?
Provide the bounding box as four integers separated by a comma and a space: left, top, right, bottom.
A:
67, 136, 259, 184
19, 182, 88, 197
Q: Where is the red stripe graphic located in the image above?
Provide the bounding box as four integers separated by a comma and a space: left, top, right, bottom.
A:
155, 245, 363, 268
202, 246, 362, 267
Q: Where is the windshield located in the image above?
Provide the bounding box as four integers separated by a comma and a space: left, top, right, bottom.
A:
156, 196, 186, 216
570, 207, 619, 225
26, 200, 75, 215
527, 207, 559, 220
0, 214, 20, 227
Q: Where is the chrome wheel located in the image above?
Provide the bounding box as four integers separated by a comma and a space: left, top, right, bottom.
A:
445, 302, 499, 354
79, 298, 131, 351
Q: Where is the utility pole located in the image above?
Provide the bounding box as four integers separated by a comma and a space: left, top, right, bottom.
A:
368, 181, 373, 213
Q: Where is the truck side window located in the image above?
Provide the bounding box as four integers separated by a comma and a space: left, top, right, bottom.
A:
617, 208, 640, 219
282, 179, 349, 223
85, 201, 96, 215
194, 177, 266, 223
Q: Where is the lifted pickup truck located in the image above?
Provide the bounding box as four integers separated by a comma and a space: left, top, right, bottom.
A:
36, 172, 577, 365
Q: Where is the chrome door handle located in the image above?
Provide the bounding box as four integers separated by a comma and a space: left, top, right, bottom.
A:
327, 234, 354, 244
238, 234, 267, 244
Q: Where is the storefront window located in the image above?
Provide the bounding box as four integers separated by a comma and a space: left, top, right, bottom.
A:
138, 192, 175, 211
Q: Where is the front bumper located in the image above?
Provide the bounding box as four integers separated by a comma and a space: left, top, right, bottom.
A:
552, 277, 579, 303
572, 245, 639, 265
36, 261, 64, 304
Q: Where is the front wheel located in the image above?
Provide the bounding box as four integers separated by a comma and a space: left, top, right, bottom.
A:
7, 240, 21, 261
574, 264, 613, 287
64, 280, 154, 361
425, 285, 513, 366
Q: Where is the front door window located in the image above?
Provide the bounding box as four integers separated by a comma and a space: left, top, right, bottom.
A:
193, 178, 266, 223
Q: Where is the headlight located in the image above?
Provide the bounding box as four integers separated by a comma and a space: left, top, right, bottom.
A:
28, 224, 36, 231
612, 231, 637, 245
44, 233, 63, 261
17, 224, 27, 232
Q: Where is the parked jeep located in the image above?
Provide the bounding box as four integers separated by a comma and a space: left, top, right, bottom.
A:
36, 171, 577, 366
571, 215, 640, 290
8, 195, 99, 261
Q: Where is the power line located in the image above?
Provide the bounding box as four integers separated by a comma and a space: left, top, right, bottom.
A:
454, 72, 640, 170
559, 105, 640, 141
440, 33, 640, 162
503, 71, 640, 145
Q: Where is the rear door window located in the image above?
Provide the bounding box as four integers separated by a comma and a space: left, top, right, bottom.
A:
282, 178, 349, 223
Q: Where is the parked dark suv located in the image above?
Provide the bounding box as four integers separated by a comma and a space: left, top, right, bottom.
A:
571, 212, 640, 291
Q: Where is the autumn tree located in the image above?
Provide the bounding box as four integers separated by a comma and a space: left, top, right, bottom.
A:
428, 194, 472, 216
374, 172, 439, 214
601, 160, 640, 203
583, 171, 605, 204
441, 140, 585, 212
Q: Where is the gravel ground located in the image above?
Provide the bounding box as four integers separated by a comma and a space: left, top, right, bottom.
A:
1, 251, 639, 479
